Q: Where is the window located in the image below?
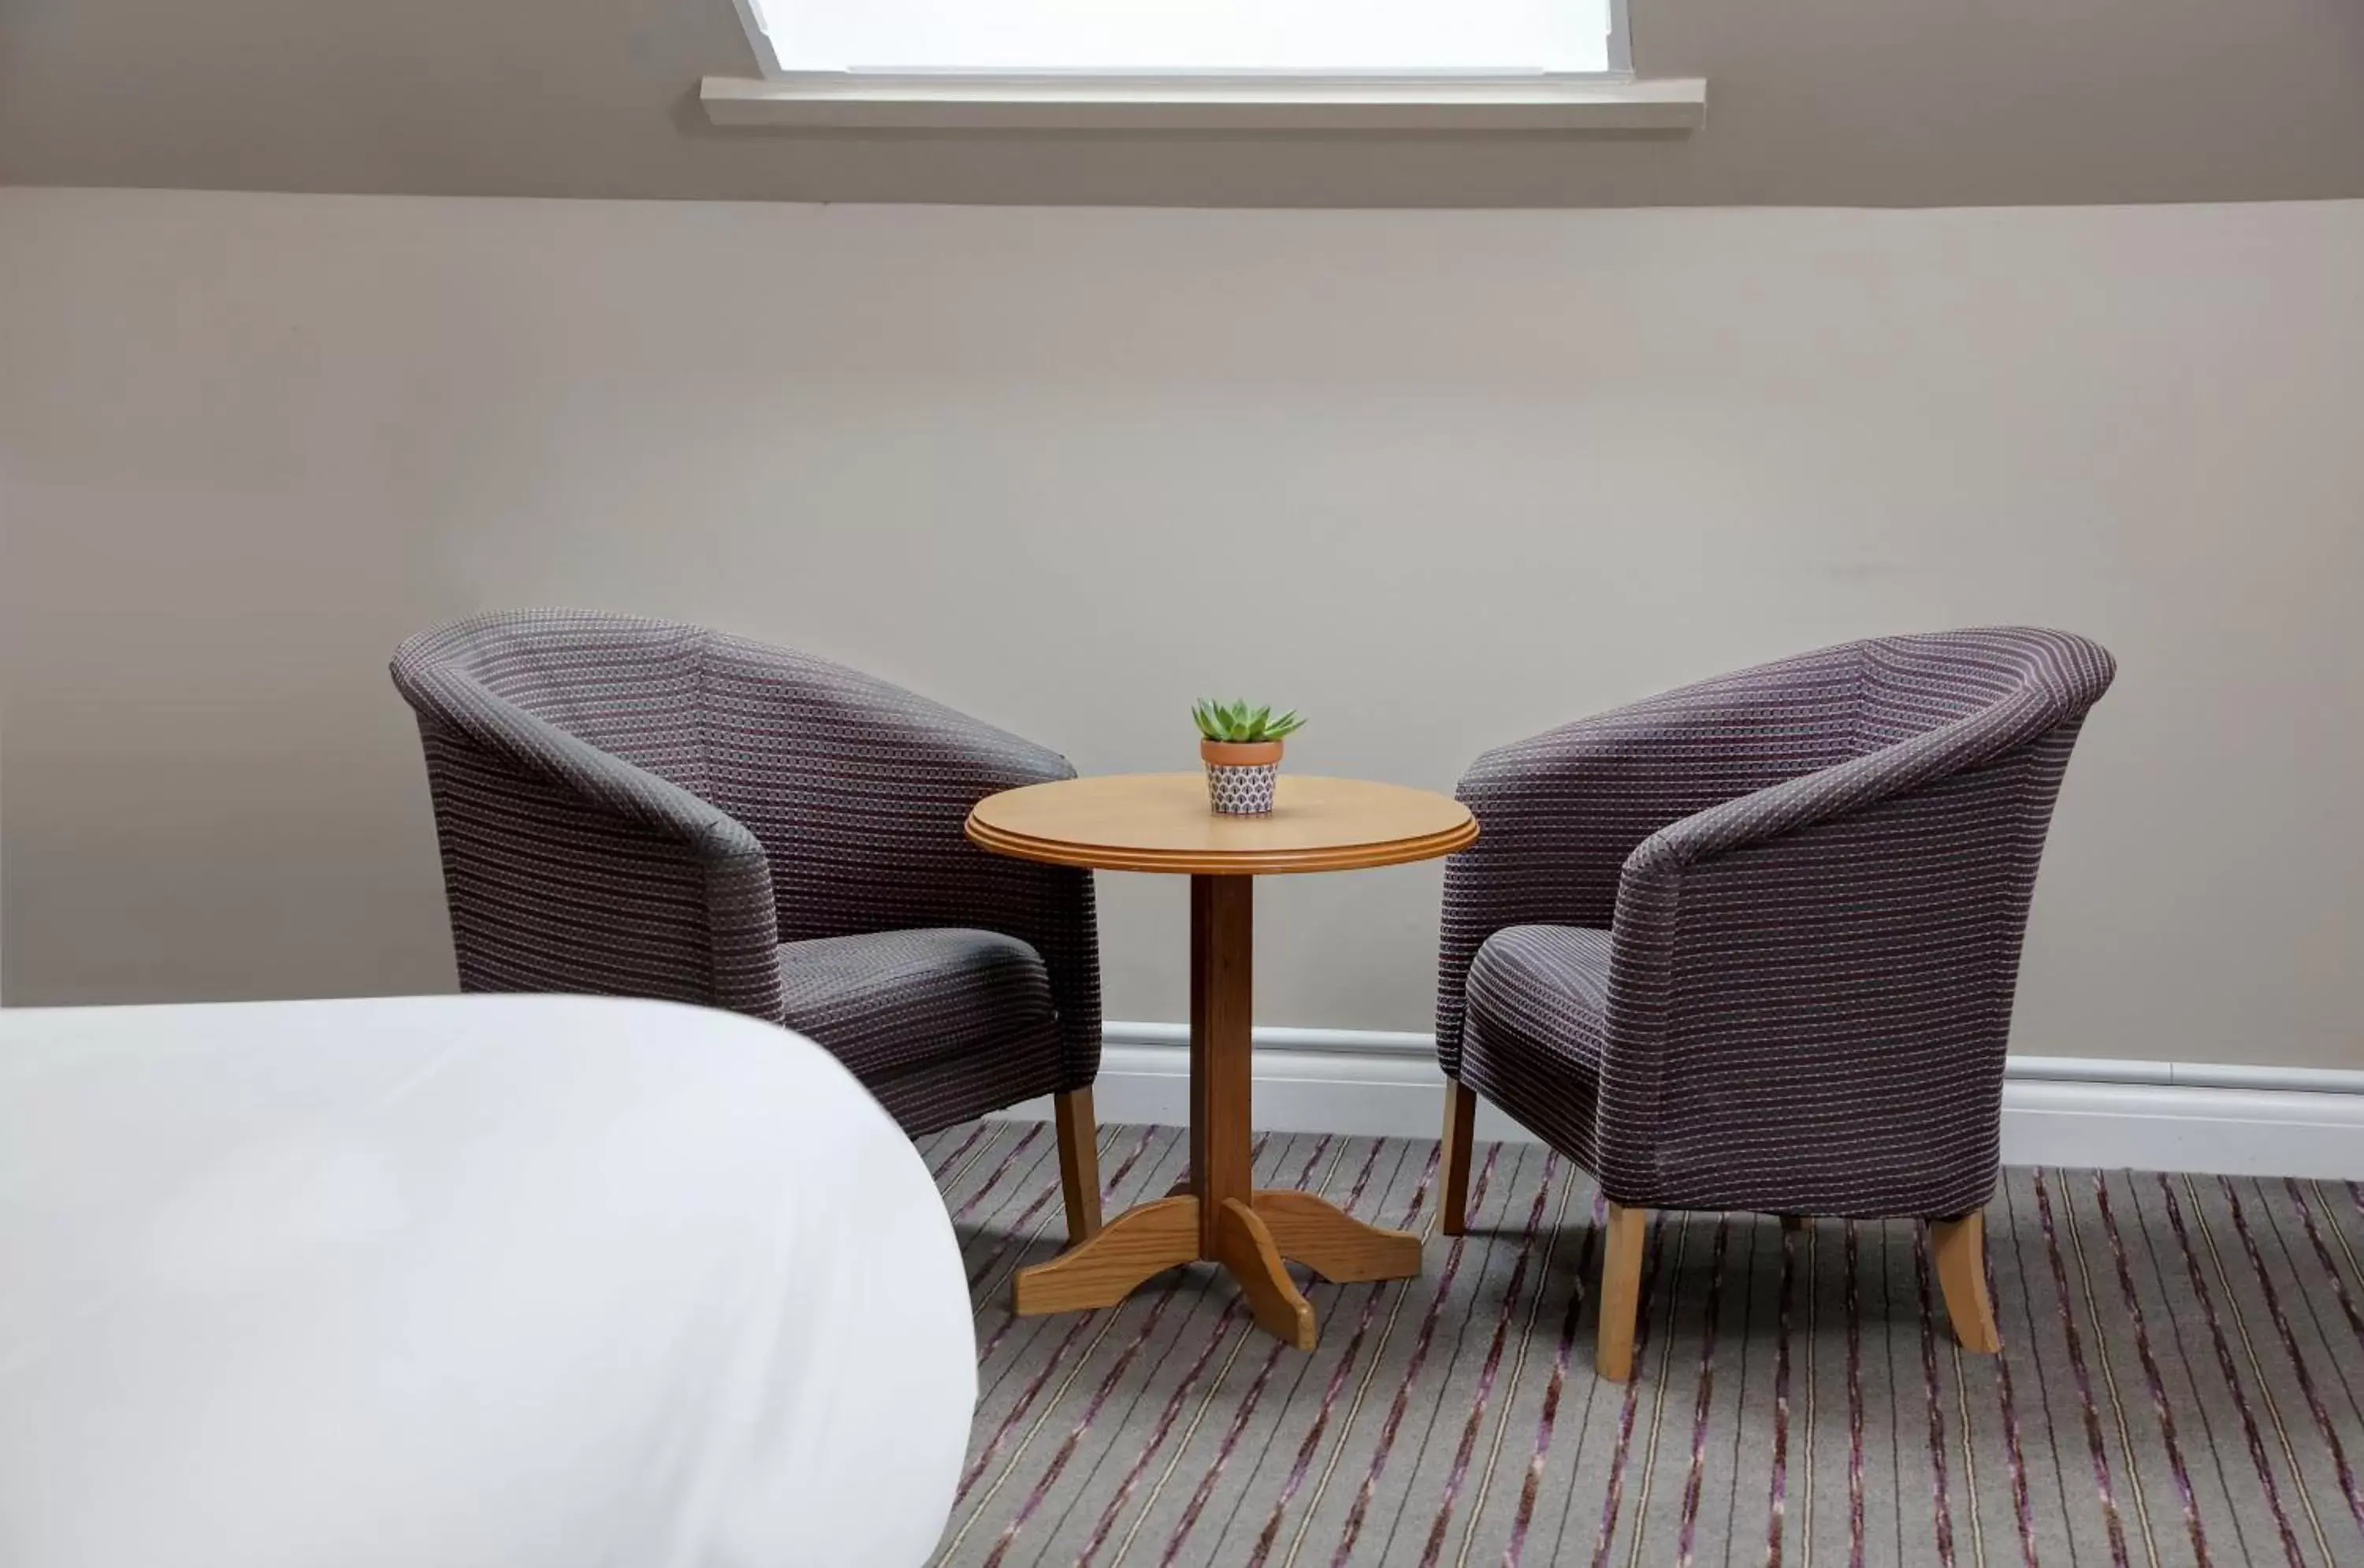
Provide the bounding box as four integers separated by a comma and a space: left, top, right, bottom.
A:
749, 0, 1620, 78
707, 0, 1700, 132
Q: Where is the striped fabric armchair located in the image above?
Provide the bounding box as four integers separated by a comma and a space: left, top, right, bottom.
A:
392, 610, 1106, 1241
1433, 628, 2114, 1380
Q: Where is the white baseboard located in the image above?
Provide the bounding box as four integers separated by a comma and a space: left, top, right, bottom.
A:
991, 1024, 2364, 1181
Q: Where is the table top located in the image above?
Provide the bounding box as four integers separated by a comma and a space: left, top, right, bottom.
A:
966, 773, 1478, 875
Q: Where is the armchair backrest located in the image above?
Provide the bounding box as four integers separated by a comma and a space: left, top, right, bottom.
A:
697, 633, 1083, 946
394, 610, 711, 797
1849, 627, 2108, 755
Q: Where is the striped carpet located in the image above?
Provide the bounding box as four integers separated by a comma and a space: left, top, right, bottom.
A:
921, 1122, 2364, 1568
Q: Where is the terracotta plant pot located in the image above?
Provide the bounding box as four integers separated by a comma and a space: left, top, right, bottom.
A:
1202, 738, 1283, 816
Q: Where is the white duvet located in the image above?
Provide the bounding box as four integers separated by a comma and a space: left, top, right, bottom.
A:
0, 995, 975, 1568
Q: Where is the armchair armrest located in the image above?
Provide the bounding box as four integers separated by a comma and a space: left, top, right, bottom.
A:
703, 636, 1103, 1088
1594, 702, 2099, 1215
396, 662, 785, 1022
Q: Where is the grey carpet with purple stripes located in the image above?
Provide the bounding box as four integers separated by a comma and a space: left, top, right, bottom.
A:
923, 1122, 2364, 1568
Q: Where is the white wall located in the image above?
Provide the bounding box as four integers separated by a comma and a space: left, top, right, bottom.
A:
2, 189, 2358, 1069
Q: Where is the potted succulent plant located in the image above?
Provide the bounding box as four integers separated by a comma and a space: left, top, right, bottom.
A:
1192, 699, 1305, 815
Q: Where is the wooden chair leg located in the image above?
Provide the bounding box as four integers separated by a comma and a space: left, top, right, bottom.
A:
1054, 1087, 1102, 1244
1595, 1203, 1649, 1382
1440, 1079, 1477, 1236
1931, 1209, 2002, 1353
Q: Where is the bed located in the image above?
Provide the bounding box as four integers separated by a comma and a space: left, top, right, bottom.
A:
0, 994, 974, 1567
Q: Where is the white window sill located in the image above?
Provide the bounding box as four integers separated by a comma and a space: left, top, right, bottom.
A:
698, 73, 1705, 134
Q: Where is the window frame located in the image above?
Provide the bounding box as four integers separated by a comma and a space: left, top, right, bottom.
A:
706, 0, 1702, 134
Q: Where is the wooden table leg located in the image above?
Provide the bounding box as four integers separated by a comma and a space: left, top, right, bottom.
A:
1191, 874, 1257, 1252
1190, 875, 1316, 1342
1013, 1195, 1199, 1314
1015, 871, 1421, 1344
1216, 1196, 1316, 1348
1250, 1189, 1422, 1284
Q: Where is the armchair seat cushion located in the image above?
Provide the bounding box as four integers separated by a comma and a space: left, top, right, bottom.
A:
778, 927, 1060, 1084
1460, 924, 1613, 1167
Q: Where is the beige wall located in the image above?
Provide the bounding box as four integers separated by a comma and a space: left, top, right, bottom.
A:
2, 0, 2362, 208
2, 188, 2359, 1070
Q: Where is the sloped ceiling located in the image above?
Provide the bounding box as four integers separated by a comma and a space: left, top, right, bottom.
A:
2, 0, 2361, 206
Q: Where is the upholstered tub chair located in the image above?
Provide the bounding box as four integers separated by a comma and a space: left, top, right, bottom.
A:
1433, 628, 2114, 1379
392, 610, 1106, 1242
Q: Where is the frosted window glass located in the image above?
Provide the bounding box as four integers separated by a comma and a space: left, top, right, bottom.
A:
764, 0, 1613, 76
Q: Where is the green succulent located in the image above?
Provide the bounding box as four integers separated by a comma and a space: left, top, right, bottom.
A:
1192, 698, 1307, 744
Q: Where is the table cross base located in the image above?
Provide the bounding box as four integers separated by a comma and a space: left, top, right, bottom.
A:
1010, 874, 1424, 1348
1012, 1187, 1423, 1348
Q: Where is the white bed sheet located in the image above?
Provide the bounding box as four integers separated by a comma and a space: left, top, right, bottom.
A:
0, 995, 975, 1568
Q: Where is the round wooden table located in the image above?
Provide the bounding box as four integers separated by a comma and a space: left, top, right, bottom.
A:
965, 772, 1478, 1348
